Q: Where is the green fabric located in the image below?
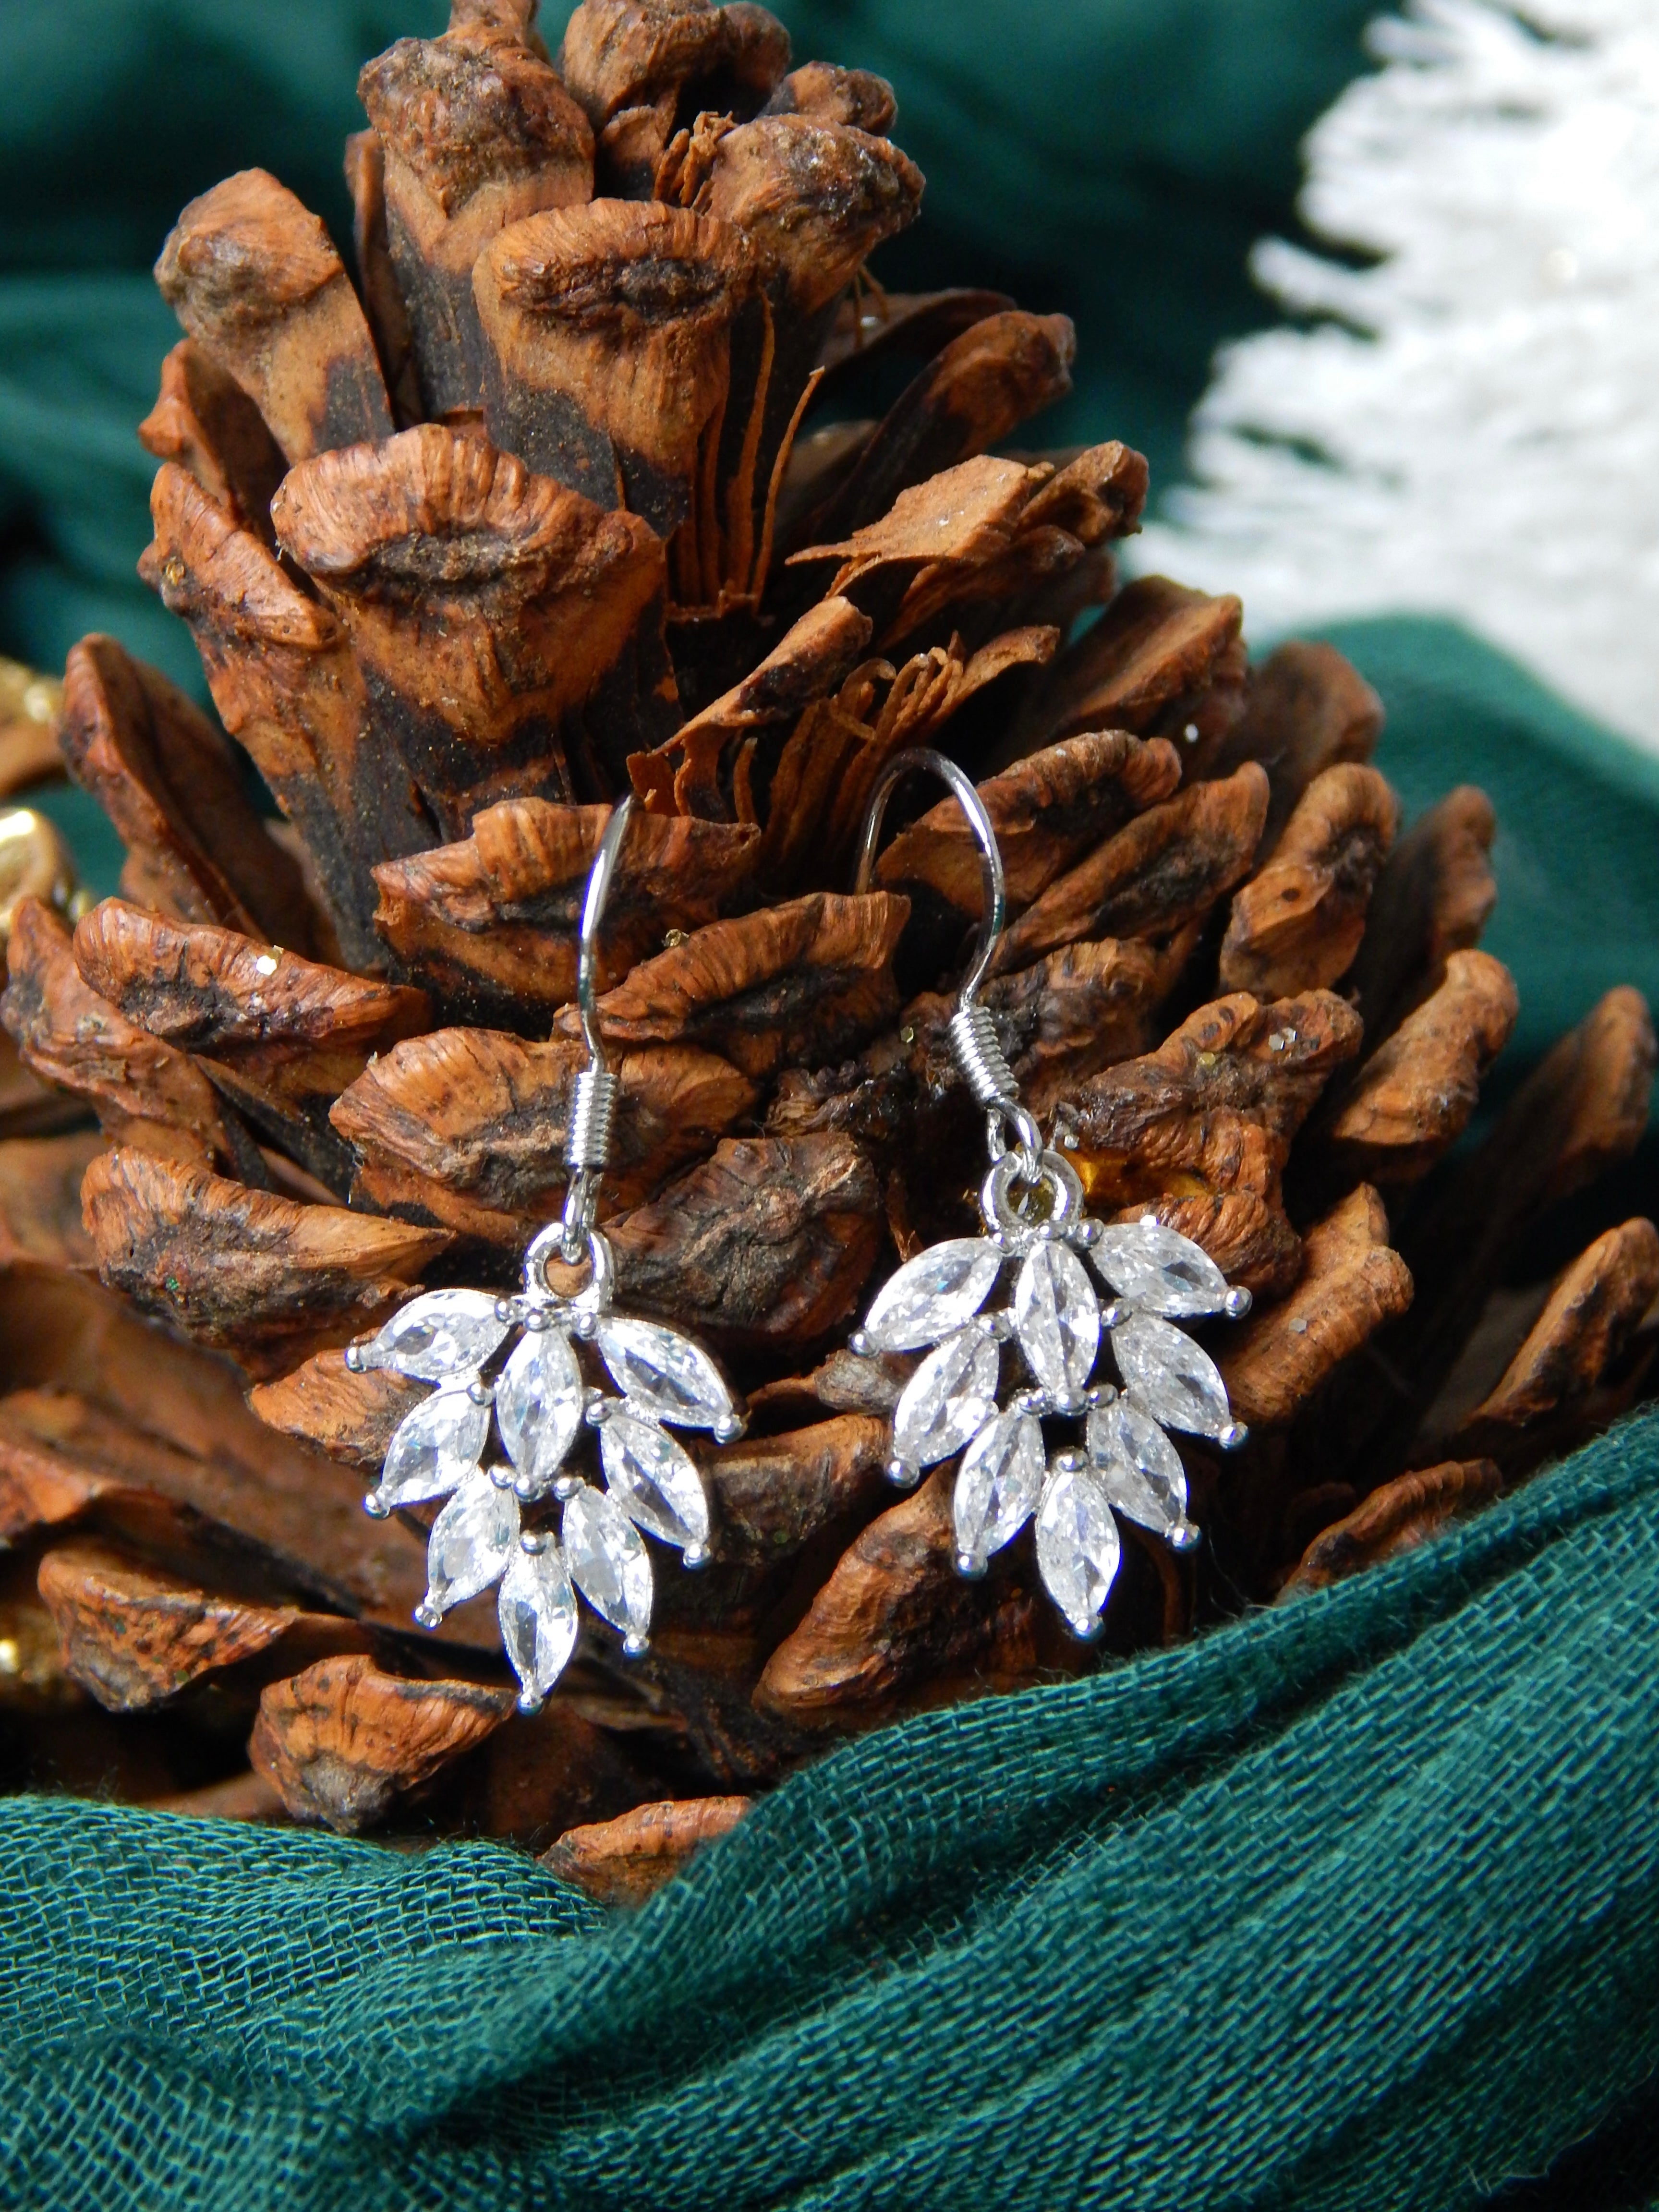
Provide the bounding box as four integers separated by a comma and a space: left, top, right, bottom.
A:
766, 0, 1379, 481
1323, 618, 1659, 1081
7, 1405, 1659, 2209
0, 2, 444, 692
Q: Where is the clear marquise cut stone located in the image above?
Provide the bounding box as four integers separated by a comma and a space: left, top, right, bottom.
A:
498, 1543, 579, 1703
372, 1385, 490, 1512
1035, 1458, 1122, 1636
954, 1408, 1045, 1566
496, 1328, 584, 1493
1110, 1314, 1234, 1438
1087, 1396, 1189, 1536
562, 1484, 653, 1640
360, 1289, 512, 1382
595, 1316, 736, 1431
892, 1323, 1002, 1469
1089, 1220, 1231, 1318
600, 1411, 710, 1551
423, 1473, 520, 1619
860, 1237, 1003, 1354
1014, 1238, 1100, 1399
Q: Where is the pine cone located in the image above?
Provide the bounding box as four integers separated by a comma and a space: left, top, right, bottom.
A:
1, 0, 1654, 1895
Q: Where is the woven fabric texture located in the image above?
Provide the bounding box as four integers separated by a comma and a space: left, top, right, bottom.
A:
5, 1405, 1659, 2209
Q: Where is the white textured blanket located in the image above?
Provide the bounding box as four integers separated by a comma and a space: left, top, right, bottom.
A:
1136, 0, 1659, 753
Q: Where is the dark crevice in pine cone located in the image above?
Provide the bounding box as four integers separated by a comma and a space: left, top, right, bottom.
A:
0, 0, 1654, 1896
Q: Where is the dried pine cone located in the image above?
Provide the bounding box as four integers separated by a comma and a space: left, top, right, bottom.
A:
0, 0, 1654, 1896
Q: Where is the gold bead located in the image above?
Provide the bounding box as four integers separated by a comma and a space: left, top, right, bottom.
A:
0, 806, 82, 950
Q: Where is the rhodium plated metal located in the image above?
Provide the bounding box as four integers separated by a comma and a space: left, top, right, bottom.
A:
559, 795, 632, 1265
349, 796, 745, 1711
855, 748, 1042, 1179
849, 749, 1252, 1643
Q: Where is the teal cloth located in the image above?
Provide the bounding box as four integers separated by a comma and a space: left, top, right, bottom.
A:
7, 1406, 1659, 2209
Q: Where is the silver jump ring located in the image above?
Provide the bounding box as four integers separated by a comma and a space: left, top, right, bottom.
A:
981, 1147, 1086, 1242
985, 1101, 1045, 1180
525, 1220, 615, 1313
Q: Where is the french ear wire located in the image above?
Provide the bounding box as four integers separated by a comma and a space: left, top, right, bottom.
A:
558, 796, 630, 1263
848, 747, 1252, 1642
853, 747, 1043, 1174
343, 796, 744, 1711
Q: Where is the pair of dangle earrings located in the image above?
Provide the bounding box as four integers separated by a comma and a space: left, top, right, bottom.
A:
345, 751, 1252, 1709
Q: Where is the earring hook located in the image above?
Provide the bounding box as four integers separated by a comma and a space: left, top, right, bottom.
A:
575, 795, 632, 1066
558, 796, 633, 1263
853, 748, 1042, 1177
854, 747, 1005, 1005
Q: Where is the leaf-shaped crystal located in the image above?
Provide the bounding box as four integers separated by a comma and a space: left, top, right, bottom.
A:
1111, 1315, 1234, 1438
371, 1385, 490, 1512
1014, 1238, 1100, 1402
562, 1484, 653, 1642
498, 1543, 579, 1705
891, 1323, 1002, 1471
954, 1407, 1044, 1567
860, 1237, 1002, 1353
496, 1328, 584, 1494
1087, 1396, 1190, 1538
358, 1289, 512, 1382
422, 1472, 519, 1620
1090, 1219, 1232, 1318
600, 1411, 710, 1551
1035, 1458, 1122, 1637
596, 1316, 738, 1432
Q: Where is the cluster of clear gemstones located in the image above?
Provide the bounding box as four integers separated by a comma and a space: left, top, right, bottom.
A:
346, 1238, 743, 1710
851, 1167, 1251, 1640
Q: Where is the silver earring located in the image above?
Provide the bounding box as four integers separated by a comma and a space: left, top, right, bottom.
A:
344, 798, 744, 1710
848, 749, 1251, 1641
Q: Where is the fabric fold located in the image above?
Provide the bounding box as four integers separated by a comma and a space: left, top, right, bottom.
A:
4, 1407, 1659, 2208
